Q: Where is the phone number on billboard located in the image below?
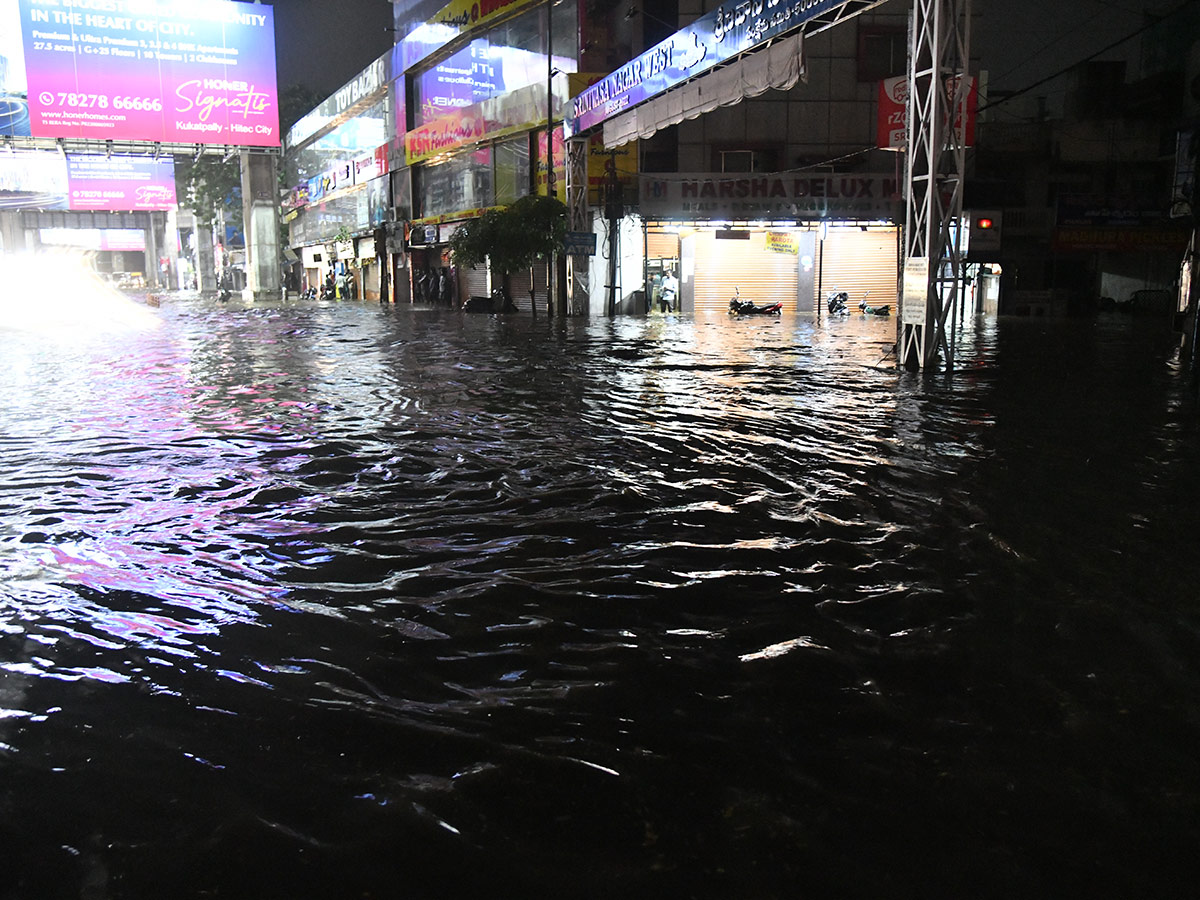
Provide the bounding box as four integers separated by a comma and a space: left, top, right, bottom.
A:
39, 93, 164, 112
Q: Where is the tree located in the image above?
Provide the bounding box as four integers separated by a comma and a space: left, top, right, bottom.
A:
175, 154, 242, 234
448, 194, 567, 278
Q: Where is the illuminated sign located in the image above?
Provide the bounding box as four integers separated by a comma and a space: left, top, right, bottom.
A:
286, 54, 388, 149
397, 0, 536, 73
639, 173, 901, 220
66, 153, 176, 210
40, 225, 146, 250
566, 0, 840, 135
3, 0, 278, 146
877, 74, 977, 149
405, 80, 550, 165
0, 147, 175, 209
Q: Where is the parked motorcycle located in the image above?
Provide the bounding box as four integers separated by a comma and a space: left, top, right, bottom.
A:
858, 290, 890, 316
827, 290, 850, 315
728, 288, 782, 316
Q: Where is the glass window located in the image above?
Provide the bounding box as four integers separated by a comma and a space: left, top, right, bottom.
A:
286, 99, 390, 185
494, 135, 531, 206
411, 0, 578, 128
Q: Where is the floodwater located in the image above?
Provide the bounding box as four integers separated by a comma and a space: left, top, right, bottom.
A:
1, 294, 1198, 899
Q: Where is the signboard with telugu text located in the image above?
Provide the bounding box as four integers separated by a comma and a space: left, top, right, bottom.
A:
566, 0, 840, 136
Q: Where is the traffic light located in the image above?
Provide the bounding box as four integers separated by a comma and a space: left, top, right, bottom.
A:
967, 209, 1002, 258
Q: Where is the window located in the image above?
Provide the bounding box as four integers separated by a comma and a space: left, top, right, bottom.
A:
715, 148, 778, 173
858, 25, 907, 82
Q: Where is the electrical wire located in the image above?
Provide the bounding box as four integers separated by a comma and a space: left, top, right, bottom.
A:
977, 0, 1200, 114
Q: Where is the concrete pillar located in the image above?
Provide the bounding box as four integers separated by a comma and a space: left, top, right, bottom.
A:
240, 150, 281, 300
197, 223, 216, 293
0, 210, 25, 254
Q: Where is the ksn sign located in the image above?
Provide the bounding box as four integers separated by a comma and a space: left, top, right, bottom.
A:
2, 0, 279, 146
877, 74, 977, 150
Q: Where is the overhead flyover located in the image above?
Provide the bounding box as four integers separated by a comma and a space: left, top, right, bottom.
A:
564, 0, 971, 372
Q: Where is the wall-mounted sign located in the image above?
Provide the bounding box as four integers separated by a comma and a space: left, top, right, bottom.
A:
286, 54, 388, 148
5, 0, 279, 145
639, 173, 901, 221
566, 0, 840, 135
877, 74, 977, 150
405, 80, 549, 165
563, 230, 596, 255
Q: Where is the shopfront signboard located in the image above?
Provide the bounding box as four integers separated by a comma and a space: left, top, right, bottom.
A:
566, 0, 841, 136
639, 173, 901, 221
3, 0, 279, 145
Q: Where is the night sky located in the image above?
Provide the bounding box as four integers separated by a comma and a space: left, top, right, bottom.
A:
266, 0, 394, 99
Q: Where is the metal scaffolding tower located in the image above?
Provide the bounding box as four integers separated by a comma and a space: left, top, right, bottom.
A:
899, 0, 972, 371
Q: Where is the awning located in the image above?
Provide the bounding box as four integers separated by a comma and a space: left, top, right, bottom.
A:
603, 33, 806, 149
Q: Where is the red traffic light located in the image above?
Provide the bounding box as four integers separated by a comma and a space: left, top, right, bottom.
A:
976, 216, 994, 229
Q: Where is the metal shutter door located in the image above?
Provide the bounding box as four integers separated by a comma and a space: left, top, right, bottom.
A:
817, 227, 899, 312
691, 231, 800, 314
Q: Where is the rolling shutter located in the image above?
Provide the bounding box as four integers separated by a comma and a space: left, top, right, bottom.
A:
817, 227, 899, 312
691, 230, 801, 313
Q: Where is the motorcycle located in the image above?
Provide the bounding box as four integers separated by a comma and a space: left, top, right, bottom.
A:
728, 287, 782, 316
826, 290, 850, 315
858, 290, 890, 316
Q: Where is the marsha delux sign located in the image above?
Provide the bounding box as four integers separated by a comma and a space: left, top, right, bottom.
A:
640, 173, 902, 220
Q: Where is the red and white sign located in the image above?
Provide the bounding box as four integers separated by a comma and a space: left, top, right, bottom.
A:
878, 75, 977, 150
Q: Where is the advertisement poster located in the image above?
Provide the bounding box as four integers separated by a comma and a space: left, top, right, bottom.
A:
877, 74, 977, 150
1, 148, 176, 209
9, 0, 278, 146
66, 153, 176, 209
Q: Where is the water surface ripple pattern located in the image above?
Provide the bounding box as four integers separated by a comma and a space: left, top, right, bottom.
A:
2, 299, 1198, 898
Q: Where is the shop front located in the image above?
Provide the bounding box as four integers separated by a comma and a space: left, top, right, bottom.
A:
639, 173, 902, 315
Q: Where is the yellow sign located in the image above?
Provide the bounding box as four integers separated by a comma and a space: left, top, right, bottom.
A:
433, 0, 533, 33
765, 232, 799, 254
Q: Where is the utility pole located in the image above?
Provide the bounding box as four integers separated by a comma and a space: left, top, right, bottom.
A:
899, 0, 972, 371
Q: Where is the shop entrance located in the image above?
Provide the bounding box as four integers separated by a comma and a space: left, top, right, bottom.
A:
644, 222, 896, 315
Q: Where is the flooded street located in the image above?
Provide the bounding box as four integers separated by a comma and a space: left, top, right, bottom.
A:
2, 296, 1198, 898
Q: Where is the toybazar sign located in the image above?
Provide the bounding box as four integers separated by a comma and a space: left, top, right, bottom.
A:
3, 0, 279, 145
566, 0, 840, 135
639, 173, 901, 220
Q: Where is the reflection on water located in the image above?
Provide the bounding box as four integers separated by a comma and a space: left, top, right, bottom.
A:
1, 299, 1198, 898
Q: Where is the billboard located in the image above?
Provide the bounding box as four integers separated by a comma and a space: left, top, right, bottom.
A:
66, 153, 176, 209
1, 0, 278, 146
0, 148, 177, 210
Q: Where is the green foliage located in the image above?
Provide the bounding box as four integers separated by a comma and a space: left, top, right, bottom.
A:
448, 194, 567, 275
175, 154, 242, 231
